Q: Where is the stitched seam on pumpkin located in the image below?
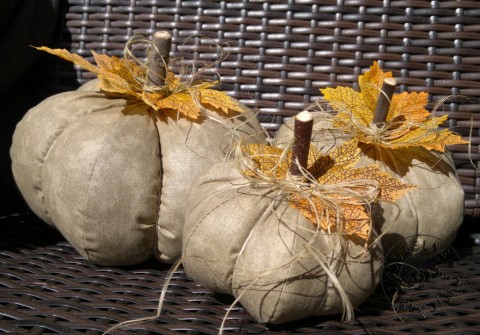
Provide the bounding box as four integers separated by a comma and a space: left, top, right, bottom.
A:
230, 190, 272, 283
151, 111, 163, 260
40, 97, 95, 222
370, 147, 420, 249
381, 148, 420, 243
41, 93, 126, 224
154, 113, 184, 260
184, 188, 241, 291
82, 113, 125, 263
232, 215, 256, 291
231, 192, 282, 322
269, 205, 301, 322
41, 130, 64, 223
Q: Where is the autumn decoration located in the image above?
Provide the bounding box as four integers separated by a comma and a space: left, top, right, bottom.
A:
182, 110, 414, 324
10, 31, 266, 266
35, 37, 244, 121
275, 62, 467, 254
11, 33, 468, 327
322, 62, 466, 151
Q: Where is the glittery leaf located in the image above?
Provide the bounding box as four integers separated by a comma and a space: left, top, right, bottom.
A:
321, 61, 468, 151
241, 139, 414, 241
35, 46, 246, 120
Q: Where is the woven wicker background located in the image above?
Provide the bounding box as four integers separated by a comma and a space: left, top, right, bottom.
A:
36, 0, 480, 216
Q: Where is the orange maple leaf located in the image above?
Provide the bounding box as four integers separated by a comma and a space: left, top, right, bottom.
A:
320, 61, 468, 151
241, 139, 414, 241
36, 46, 245, 120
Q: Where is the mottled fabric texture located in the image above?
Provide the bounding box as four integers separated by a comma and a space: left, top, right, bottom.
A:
274, 113, 464, 255
11, 81, 266, 265
183, 160, 383, 324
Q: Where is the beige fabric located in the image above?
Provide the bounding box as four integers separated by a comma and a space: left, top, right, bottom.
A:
183, 160, 383, 324
155, 108, 266, 262
76, 79, 100, 91
274, 112, 465, 255
10, 91, 127, 226
42, 104, 160, 265
11, 80, 266, 265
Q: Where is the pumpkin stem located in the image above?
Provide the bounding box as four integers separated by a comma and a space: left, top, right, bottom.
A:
147, 30, 172, 87
372, 77, 397, 125
289, 111, 314, 177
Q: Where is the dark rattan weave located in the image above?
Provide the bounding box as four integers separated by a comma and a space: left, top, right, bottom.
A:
1, 213, 480, 334
34, 0, 480, 216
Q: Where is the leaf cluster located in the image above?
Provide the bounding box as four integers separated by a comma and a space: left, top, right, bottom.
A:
36, 47, 245, 120
241, 139, 414, 241
321, 62, 467, 151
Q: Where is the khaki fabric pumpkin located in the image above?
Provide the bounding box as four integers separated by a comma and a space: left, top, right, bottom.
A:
11, 81, 266, 265
274, 113, 464, 254
183, 160, 383, 324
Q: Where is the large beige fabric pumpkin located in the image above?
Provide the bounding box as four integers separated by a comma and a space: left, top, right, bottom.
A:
11, 80, 266, 265
183, 159, 383, 324
274, 113, 464, 254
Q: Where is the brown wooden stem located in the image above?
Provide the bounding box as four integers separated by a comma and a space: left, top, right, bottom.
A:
147, 30, 172, 87
289, 111, 314, 176
372, 77, 397, 125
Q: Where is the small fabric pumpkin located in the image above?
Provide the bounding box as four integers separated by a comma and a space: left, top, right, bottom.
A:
183, 112, 413, 324
10, 32, 266, 265
275, 62, 467, 254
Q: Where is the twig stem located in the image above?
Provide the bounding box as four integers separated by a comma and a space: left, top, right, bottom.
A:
147, 31, 172, 87
289, 111, 314, 176
372, 77, 397, 125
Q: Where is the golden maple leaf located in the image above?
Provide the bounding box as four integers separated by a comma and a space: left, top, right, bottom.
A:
36, 46, 246, 120
241, 139, 414, 241
320, 61, 468, 151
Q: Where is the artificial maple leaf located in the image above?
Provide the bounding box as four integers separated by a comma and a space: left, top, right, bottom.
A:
241, 139, 414, 241
36, 46, 245, 120
92, 51, 146, 95
36, 47, 100, 74
321, 61, 468, 151
199, 88, 245, 115
289, 195, 371, 241
155, 91, 200, 119
242, 143, 290, 179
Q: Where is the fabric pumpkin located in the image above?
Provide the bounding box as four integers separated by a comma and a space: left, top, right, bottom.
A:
183, 158, 384, 324
275, 62, 467, 255
11, 77, 266, 265
275, 96, 465, 255
182, 108, 418, 323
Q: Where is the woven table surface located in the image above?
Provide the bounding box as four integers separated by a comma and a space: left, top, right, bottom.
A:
1, 212, 479, 334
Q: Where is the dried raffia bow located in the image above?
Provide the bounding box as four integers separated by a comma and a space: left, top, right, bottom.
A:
321, 61, 468, 151
239, 111, 415, 243
36, 31, 245, 120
